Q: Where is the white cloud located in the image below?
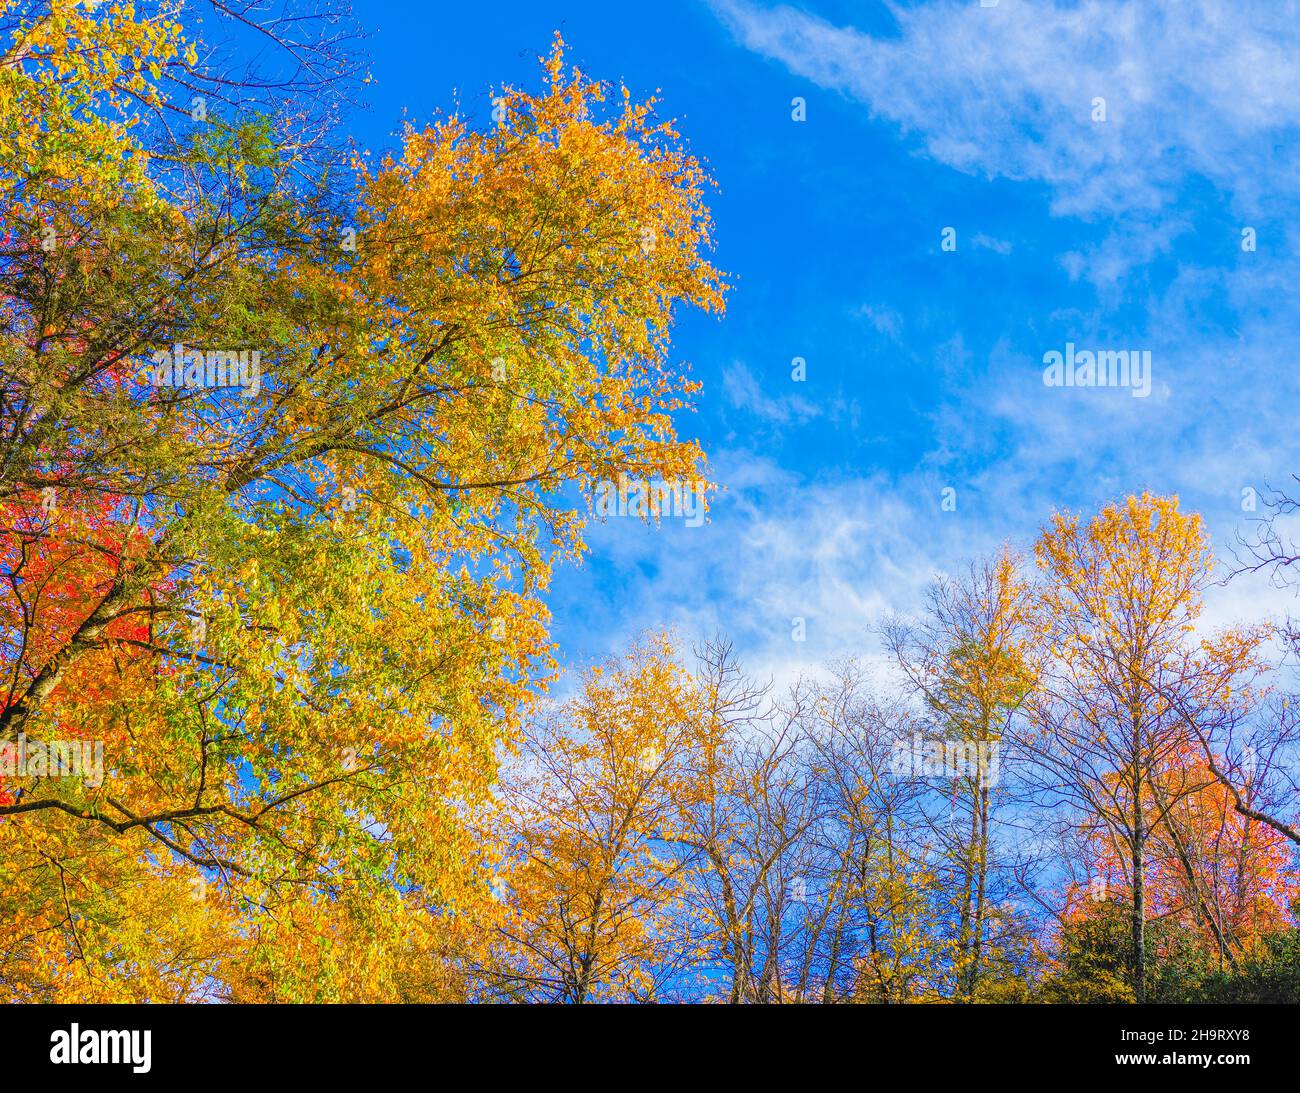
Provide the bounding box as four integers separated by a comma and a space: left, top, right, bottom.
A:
568, 448, 1014, 683
854, 302, 904, 338
971, 232, 1013, 255
722, 360, 823, 424
554, 0, 1300, 691
711, 0, 1300, 225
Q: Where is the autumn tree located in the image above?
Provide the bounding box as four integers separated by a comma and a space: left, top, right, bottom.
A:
1142, 752, 1298, 971
481, 634, 710, 1002
670, 643, 980, 1003
1023, 493, 1271, 1002
882, 548, 1037, 1000
655, 636, 846, 1003
0, 2, 725, 999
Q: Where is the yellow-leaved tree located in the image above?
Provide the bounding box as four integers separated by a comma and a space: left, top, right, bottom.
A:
0, 3, 725, 1001
480, 633, 714, 1002
1024, 493, 1271, 1003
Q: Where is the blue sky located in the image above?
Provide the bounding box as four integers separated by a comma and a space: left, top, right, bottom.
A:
353, 0, 1300, 681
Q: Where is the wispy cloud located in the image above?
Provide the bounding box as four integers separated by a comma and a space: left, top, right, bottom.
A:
854, 302, 904, 338
971, 232, 1013, 255
557, 1, 1300, 687
710, 0, 1300, 223
722, 360, 824, 425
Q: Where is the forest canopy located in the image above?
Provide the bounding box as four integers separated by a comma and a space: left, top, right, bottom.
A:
0, 0, 1296, 1004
